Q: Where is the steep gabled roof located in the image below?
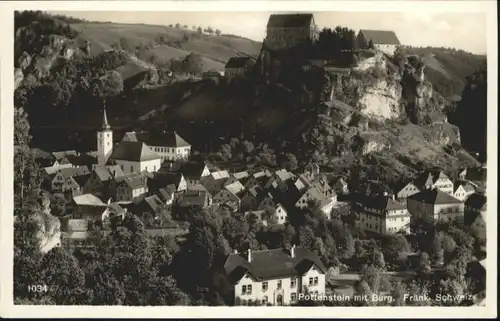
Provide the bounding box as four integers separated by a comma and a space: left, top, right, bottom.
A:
116, 173, 148, 189
224, 247, 326, 283
56, 166, 91, 180
414, 170, 451, 188
52, 150, 79, 160
408, 188, 462, 205
358, 29, 401, 45
73, 193, 105, 206
465, 193, 487, 211
267, 13, 314, 28
109, 141, 160, 162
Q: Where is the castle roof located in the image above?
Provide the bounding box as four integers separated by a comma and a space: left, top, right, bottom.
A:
267, 13, 314, 28
358, 29, 401, 45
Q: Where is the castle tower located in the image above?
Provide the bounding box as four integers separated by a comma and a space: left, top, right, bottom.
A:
97, 106, 113, 166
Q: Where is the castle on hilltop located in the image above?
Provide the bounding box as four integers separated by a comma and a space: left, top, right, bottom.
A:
265, 13, 319, 51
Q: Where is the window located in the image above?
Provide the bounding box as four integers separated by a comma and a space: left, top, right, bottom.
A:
241, 285, 247, 295
291, 293, 297, 301
277, 280, 282, 289
309, 277, 314, 286
262, 282, 268, 291
262, 296, 268, 304
290, 278, 296, 288
247, 285, 252, 294
314, 277, 318, 286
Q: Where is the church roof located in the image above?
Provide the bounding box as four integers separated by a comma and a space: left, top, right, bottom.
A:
121, 130, 191, 148
109, 141, 161, 162
102, 107, 111, 130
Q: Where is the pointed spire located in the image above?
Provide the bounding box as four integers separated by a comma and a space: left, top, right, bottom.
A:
102, 105, 111, 130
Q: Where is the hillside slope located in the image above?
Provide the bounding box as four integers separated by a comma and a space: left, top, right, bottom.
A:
71, 22, 261, 73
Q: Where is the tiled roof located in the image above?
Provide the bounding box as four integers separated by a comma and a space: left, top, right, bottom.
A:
57, 166, 91, 180
52, 150, 78, 160
233, 171, 250, 180
177, 162, 208, 179
225, 181, 246, 197
225, 57, 254, 69
275, 169, 295, 182
224, 247, 326, 283
361, 195, 407, 212
267, 13, 314, 28
73, 174, 91, 187
117, 173, 148, 189
122, 130, 191, 148
465, 193, 486, 211
109, 141, 160, 162
73, 193, 106, 206
108, 203, 126, 214
358, 29, 401, 45
179, 190, 208, 207
94, 166, 114, 181
414, 170, 450, 188
211, 170, 230, 180
144, 195, 164, 213
157, 187, 174, 202
187, 183, 211, 197
408, 188, 462, 205
32, 148, 55, 160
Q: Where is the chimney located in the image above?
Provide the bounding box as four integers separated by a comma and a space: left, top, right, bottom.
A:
291, 244, 296, 258
247, 249, 252, 262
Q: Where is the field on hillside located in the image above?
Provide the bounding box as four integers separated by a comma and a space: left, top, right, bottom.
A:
71, 22, 261, 73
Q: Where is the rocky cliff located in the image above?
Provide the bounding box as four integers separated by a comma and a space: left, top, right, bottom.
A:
32, 194, 61, 253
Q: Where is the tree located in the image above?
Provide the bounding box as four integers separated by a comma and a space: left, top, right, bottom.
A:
207, 26, 214, 34
175, 23, 181, 28
373, 249, 385, 270
215, 29, 221, 36
197, 26, 202, 33
119, 37, 134, 52
183, 53, 203, 75
284, 153, 298, 171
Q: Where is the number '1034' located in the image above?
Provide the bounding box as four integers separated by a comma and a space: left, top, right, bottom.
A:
28, 284, 48, 293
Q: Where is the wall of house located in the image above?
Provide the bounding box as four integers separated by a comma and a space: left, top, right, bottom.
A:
301, 265, 326, 297
407, 199, 434, 220
383, 210, 411, 234
358, 212, 384, 233
151, 145, 191, 162
235, 273, 299, 306
273, 205, 287, 224
114, 160, 141, 174
225, 67, 245, 79
434, 203, 464, 223
431, 178, 454, 195
139, 159, 161, 173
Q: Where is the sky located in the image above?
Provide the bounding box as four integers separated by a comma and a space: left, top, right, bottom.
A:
49, 10, 487, 54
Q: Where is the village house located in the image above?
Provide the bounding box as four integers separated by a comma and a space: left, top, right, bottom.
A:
395, 181, 420, 200
32, 148, 59, 168
61, 173, 92, 199
413, 170, 454, 196
220, 246, 326, 306
52, 150, 80, 168
266, 203, 288, 225
224, 57, 255, 80
156, 186, 176, 206
48, 166, 91, 192
294, 185, 336, 218
133, 195, 165, 224
71, 193, 126, 222
200, 170, 231, 195
150, 172, 188, 193
356, 29, 401, 56
407, 188, 464, 223
213, 181, 246, 211
453, 181, 475, 202
168, 161, 211, 186
83, 166, 124, 199
177, 189, 212, 210
60, 218, 89, 247
114, 173, 149, 203
265, 13, 318, 51
354, 195, 411, 235
464, 193, 487, 239
121, 130, 192, 162
334, 177, 349, 195
240, 186, 265, 212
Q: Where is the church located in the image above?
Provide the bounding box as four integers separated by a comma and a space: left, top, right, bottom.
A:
96, 108, 162, 174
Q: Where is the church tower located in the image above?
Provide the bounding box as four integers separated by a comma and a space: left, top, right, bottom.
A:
97, 106, 113, 166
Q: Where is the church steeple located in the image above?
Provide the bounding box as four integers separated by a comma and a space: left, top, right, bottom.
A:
102, 105, 111, 130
